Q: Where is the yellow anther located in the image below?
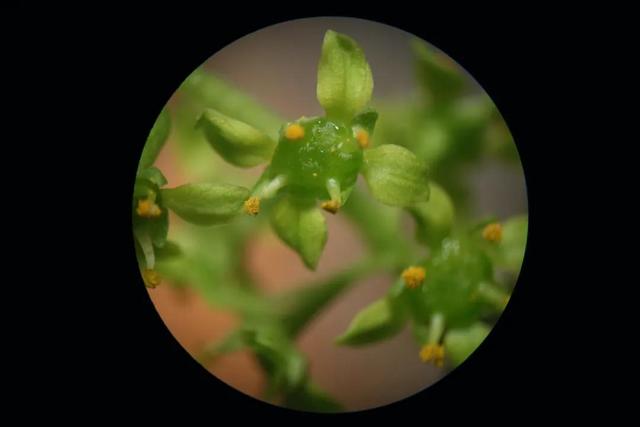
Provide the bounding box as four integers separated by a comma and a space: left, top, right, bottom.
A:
355, 129, 370, 148
321, 199, 340, 214
284, 123, 305, 140
136, 198, 162, 218
402, 266, 426, 289
142, 269, 161, 288
419, 343, 445, 367
482, 222, 503, 243
243, 196, 260, 216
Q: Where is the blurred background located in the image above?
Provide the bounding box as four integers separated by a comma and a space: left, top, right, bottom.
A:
144, 17, 527, 411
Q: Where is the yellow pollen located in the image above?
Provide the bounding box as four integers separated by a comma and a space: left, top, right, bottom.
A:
136, 198, 162, 218
285, 123, 305, 140
402, 266, 426, 289
355, 129, 370, 148
419, 343, 445, 367
482, 222, 503, 243
321, 199, 340, 214
143, 269, 161, 288
243, 196, 260, 216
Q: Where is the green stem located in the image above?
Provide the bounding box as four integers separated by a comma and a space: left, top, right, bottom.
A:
253, 174, 287, 199
133, 230, 155, 269
326, 178, 342, 204
427, 312, 445, 344
197, 330, 246, 365
274, 256, 392, 337
476, 281, 510, 311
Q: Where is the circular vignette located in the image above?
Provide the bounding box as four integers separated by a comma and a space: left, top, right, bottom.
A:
131, 17, 528, 413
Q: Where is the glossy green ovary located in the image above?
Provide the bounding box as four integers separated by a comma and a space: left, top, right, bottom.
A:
270, 117, 363, 200
422, 238, 493, 327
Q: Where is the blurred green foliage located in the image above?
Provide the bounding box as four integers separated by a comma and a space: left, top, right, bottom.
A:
374, 39, 522, 211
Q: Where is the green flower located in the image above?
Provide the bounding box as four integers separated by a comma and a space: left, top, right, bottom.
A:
191, 30, 430, 269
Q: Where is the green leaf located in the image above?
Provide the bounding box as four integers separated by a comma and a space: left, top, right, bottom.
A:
132, 177, 155, 201
336, 297, 405, 346
148, 208, 169, 248
362, 144, 430, 206
178, 68, 283, 137
196, 108, 276, 168
411, 38, 466, 105
411, 322, 431, 346
444, 323, 490, 366
284, 383, 343, 413
154, 240, 182, 261
139, 107, 171, 171
161, 182, 249, 225
155, 254, 274, 317
273, 260, 373, 337
270, 196, 327, 270
317, 30, 373, 122
133, 228, 155, 269
407, 181, 455, 246
499, 215, 528, 271
151, 227, 275, 318
136, 166, 167, 187
199, 330, 247, 365
244, 325, 308, 395
351, 108, 378, 135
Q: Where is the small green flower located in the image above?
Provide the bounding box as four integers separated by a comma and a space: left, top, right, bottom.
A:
416, 236, 493, 327
189, 30, 430, 269
269, 117, 363, 209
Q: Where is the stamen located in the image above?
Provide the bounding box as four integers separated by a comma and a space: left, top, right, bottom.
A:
255, 175, 288, 199
136, 198, 162, 218
321, 200, 340, 214
243, 196, 260, 216
482, 222, 502, 243
322, 178, 342, 214
355, 128, 370, 148
419, 343, 445, 367
284, 123, 305, 140
402, 266, 426, 289
142, 269, 161, 288
476, 282, 510, 311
